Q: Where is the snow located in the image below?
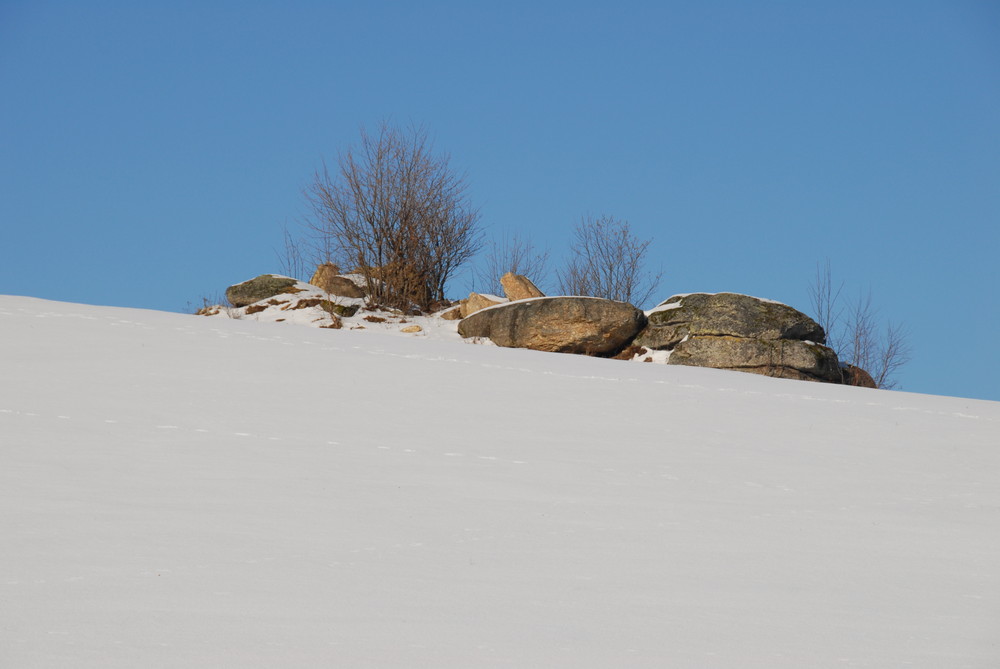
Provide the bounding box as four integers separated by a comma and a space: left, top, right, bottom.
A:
2, 295, 999, 668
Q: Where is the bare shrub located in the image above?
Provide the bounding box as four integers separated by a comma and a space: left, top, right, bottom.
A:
557, 214, 662, 307
305, 122, 482, 311
809, 260, 911, 389
275, 223, 309, 282
475, 229, 550, 295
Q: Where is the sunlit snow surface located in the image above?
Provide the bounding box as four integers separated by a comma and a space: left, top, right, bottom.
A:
1, 296, 998, 668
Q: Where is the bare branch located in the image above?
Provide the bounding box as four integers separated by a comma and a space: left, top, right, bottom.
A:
304, 121, 482, 311
475, 230, 550, 295
557, 214, 661, 307
808, 261, 911, 389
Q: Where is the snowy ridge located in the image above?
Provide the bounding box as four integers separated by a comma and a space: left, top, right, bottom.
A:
1, 296, 998, 668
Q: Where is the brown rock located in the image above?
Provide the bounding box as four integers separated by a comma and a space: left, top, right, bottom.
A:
842, 364, 878, 388
458, 296, 646, 357
500, 273, 545, 301
309, 264, 366, 298
400, 325, 423, 333
439, 306, 463, 320
460, 292, 507, 318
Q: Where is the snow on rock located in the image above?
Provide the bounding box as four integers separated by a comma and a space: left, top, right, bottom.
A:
1, 295, 999, 668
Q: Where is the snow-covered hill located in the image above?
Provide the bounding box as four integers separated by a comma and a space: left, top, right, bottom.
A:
2, 295, 998, 668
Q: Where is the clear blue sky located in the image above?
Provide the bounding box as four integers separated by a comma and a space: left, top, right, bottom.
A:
2, 1, 998, 401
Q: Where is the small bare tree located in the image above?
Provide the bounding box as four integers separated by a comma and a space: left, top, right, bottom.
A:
305, 122, 482, 311
475, 229, 550, 295
558, 214, 661, 307
275, 222, 309, 281
809, 261, 911, 389
809, 260, 844, 347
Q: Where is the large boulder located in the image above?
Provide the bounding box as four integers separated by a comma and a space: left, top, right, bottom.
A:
500, 273, 545, 301
668, 336, 842, 383
636, 293, 826, 349
226, 275, 304, 307
634, 293, 840, 383
458, 296, 646, 357
309, 264, 366, 298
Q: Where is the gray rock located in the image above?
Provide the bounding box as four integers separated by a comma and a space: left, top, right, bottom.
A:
458, 296, 646, 356
667, 335, 842, 383
226, 275, 303, 307
636, 293, 826, 350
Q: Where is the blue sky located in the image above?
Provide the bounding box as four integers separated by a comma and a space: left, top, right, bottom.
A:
2, 1, 998, 401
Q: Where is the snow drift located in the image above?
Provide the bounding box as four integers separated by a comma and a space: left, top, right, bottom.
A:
1, 295, 997, 668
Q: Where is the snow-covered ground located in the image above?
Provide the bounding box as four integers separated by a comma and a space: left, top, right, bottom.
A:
2, 295, 998, 668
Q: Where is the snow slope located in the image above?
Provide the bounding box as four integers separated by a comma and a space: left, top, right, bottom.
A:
1, 295, 998, 668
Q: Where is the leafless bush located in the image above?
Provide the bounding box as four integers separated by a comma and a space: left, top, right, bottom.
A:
305, 122, 482, 311
475, 229, 550, 295
557, 214, 662, 307
275, 223, 309, 282
809, 260, 911, 389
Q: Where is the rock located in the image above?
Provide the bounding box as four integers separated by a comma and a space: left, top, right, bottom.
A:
226, 275, 304, 307
458, 296, 646, 356
400, 325, 422, 333
667, 335, 842, 383
636, 293, 826, 350
633, 293, 842, 384
500, 273, 545, 301
309, 264, 366, 298
842, 364, 878, 388
460, 292, 507, 318
439, 306, 463, 320
309, 261, 341, 282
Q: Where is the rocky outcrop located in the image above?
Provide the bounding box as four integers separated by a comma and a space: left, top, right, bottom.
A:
226, 275, 304, 307
500, 273, 544, 301
637, 293, 825, 349
309, 264, 366, 298
637, 293, 839, 383
458, 297, 646, 356
668, 336, 841, 383
460, 292, 507, 318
